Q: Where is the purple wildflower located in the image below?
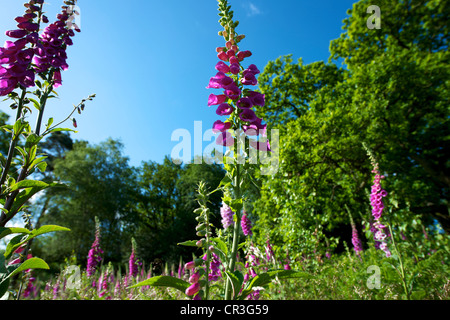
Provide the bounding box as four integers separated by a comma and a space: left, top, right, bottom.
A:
185, 282, 200, 296
369, 160, 391, 258
212, 120, 232, 133
206, 23, 269, 150
87, 218, 103, 277
220, 202, 235, 229
33, 4, 79, 80
241, 211, 253, 236
351, 223, 363, 255
0, 1, 42, 96
129, 239, 140, 278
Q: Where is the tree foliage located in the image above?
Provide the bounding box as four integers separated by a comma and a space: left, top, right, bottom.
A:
252, 0, 449, 260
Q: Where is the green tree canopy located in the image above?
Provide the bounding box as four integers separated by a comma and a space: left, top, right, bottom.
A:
253, 0, 449, 260
34, 138, 140, 265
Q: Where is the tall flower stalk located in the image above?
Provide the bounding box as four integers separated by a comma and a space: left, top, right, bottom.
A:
87, 217, 103, 277
207, 0, 269, 300
363, 143, 391, 257
130, 1, 308, 300
0, 1, 93, 299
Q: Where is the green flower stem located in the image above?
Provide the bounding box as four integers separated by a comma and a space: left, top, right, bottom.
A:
0, 87, 27, 187
387, 223, 410, 300
35, 81, 54, 136
225, 163, 242, 300
0, 87, 28, 226
204, 206, 211, 301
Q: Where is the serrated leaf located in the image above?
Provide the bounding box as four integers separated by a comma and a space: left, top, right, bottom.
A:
128, 275, 190, 294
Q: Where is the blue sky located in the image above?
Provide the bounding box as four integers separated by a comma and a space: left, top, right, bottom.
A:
0, 0, 357, 167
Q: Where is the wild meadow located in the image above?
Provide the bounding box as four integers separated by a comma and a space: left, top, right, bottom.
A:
0, 0, 449, 302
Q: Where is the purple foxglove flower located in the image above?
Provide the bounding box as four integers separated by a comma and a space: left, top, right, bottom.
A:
220, 202, 235, 229
208, 93, 227, 106
247, 91, 265, 106
17, 22, 39, 32
53, 70, 62, 88
237, 50, 252, 61
189, 271, 201, 284
0, 78, 18, 96
351, 224, 363, 255
241, 211, 253, 236
224, 84, 241, 100
239, 108, 257, 122
216, 131, 235, 147
5, 29, 28, 39
219, 75, 234, 87
215, 61, 230, 73
237, 97, 253, 109
185, 282, 200, 296
216, 103, 234, 116
185, 261, 195, 270
212, 120, 231, 133
87, 224, 103, 277
241, 71, 258, 86
246, 64, 260, 75
217, 51, 229, 62
206, 71, 226, 89
230, 63, 240, 75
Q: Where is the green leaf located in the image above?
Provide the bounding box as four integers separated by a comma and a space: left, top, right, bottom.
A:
224, 270, 242, 299
25, 133, 42, 149
28, 98, 41, 110
43, 127, 77, 136
7, 257, 49, 279
128, 275, 190, 294
7, 180, 50, 193
0, 227, 30, 240
239, 270, 312, 299
177, 240, 198, 247
4, 225, 70, 259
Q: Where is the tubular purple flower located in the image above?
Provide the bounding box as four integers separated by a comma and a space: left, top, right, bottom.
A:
241, 71, 257, 86
351, 223, 363, 255
215, 61, 230, 73
216, 103, 234, 116
87, 222, 103, 277
239, 108, 257, 122
230, 63, 240, 75
368, 159, 391, 257
212, 120, 231, 133
236, 97, 253, 109
247, 91, 265, 106
224, 84, 241, 100
208, 93, 227, 106
185, 261, 195, 270
220, 202, 235, 229
5, 29, 28, 39
206, 71, 227, 89
185, 282, 200, 296
189, 271, 201, 284
241, 211, 253, 236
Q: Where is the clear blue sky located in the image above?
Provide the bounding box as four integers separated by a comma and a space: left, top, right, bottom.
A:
0, 0, 356, 167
